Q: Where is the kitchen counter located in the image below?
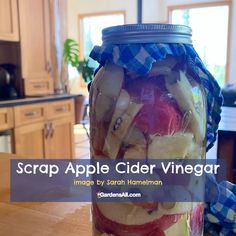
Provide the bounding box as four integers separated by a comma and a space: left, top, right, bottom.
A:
0, 94, 82, 108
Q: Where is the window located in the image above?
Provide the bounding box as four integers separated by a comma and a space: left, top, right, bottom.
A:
79, 12, 125, 70
169, 3, 230, 87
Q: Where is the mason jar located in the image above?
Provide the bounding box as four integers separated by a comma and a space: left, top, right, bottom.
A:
88, 24, 220, 236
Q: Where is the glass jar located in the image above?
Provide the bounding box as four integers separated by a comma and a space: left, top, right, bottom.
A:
89, 24, 208, 236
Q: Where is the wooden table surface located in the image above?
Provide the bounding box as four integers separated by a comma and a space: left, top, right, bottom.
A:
0, 198, 211, 236
0, 153, 92, 236
0, 200, 92, 236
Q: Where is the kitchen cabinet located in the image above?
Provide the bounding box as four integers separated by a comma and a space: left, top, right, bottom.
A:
45, 117, 75, 159
14, 103, 45, 127
14, 122, 45, 158
0, 0, 19, 41
44, 99, 75, 158
14, 99, 75, 159
0, 0, 68, 97
18, 0, 54, 96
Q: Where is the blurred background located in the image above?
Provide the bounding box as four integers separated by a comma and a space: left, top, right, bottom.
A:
68, 0, 234, 94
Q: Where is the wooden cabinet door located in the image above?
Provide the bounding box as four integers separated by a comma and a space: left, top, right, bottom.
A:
0, 0, 19, 41
45, 117, 75, 159
0, 108, 14, 131
19, 0, 54, 96
14, 122, 46, 158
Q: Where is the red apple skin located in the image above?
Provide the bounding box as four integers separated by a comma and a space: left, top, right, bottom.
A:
149, 229, 166, 236
126, 78, 182, 135
93, 204, 182, 236
134, 100, 182, 135
190, 203, 204, 236
93, 148, 106, 157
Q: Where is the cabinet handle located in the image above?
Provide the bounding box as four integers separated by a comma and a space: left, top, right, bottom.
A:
55, 106, 67, 112
44, 123, 51, 139
46, 61, 53, 75
50, 123, 55, 138
33, 84, 45, 89
46, 61, 50, 73
49, 64, 53, 74
24, 111, 38, 117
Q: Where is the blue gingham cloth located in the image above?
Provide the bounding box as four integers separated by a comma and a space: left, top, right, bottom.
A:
90, 43, 223, 151
205, 175, 236, 236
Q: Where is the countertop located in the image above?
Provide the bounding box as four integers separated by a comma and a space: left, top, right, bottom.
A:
0, 94, 82, 108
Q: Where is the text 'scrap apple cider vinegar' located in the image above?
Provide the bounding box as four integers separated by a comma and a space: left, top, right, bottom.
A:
89, 24, 222, 236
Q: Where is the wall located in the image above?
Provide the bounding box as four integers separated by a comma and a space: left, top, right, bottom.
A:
67, 0, 137, 94
67, 0, 137, 40
142, 0, 165, 23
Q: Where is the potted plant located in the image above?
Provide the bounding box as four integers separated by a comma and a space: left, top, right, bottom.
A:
63, 38, 94, 84
63, 38, 93, 126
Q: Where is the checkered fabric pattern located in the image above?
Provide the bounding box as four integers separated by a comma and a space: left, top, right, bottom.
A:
205, 174, 236, 236
90, 43, 223, 151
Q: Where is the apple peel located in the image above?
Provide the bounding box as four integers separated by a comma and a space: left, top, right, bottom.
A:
165, 71, 205, 143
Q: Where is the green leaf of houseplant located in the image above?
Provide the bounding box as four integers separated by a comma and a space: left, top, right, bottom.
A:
63, 38, 94, 83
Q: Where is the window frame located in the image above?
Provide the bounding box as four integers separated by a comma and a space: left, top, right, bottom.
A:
77, 11, 126, 87
168, 1, 232, 83
78, 10, 126, 60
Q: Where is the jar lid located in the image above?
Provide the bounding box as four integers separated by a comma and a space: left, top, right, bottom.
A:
102, 24, 192, 45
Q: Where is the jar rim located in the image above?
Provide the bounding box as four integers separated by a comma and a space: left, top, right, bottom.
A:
102, 24, 192, 45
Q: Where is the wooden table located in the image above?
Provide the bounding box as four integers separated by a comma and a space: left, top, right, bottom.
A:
0, 189, 92, 236
0, 153, 92, 236
0, 200, 212, 236
0, 201, 92, 236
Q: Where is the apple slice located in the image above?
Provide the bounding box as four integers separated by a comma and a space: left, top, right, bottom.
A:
164, 213, 190, 236
147, 56, 178, 78
165, 71, 205, 143
103, 90, 143, 159
100, 234, 114, 236
123, 146, 146, 160
125, 77, 182, 136
159, 202, 192, 215
149, 229, 166, 236
186, 142, 203, 159
90, 121, 110, 156
94, 202, 182, 227
190, 203, 204, 236
123, 126, 147, 160
124, 126, 147, 147
132, 202, 159, 211
93, 203, 182, 236
148, 132, 195, 159
133, 93, 182, 136
94, 64, 124, 122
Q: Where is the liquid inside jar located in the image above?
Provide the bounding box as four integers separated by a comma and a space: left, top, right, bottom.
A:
90, 56, 206, 236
